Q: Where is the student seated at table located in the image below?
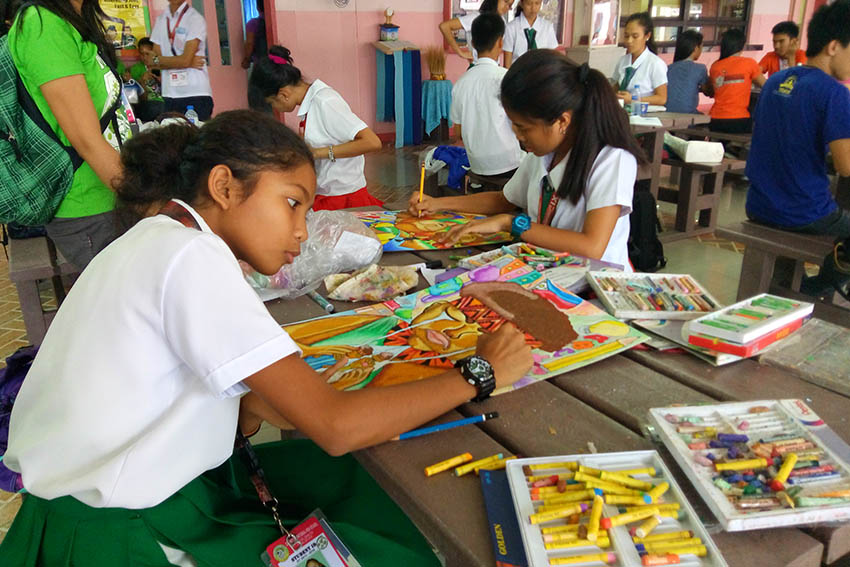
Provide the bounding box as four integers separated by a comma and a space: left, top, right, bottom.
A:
503, 0, 558, 68
248, 46, 383, 211
746, 1, 850, 247
439, 0, 512, 63
760, 21, 807, 77
410, 50, 646, 271
709, 28, 766, 134
666, 29, 712, 114
0, 110, 534, 566
612, 12, 667, 108
451, 13, 523, 187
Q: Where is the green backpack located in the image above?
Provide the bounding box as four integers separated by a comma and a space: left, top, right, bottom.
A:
0, 26, 122, 226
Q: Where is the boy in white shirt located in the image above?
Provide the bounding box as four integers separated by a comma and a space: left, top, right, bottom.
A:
451, 13, 523, 184
150, 0, 214, 119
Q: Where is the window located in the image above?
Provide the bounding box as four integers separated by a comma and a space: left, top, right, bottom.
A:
619, 0, 752, 50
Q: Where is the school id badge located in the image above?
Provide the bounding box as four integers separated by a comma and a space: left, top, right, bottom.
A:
262, 509, 361, 567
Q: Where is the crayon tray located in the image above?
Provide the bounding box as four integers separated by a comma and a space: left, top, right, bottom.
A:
648, 400, 850, 531
506, 452, 727, 567
686, 293, 813, 344
586, 272, 722, 321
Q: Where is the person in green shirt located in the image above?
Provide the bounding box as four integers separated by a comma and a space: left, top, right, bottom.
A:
9, 0, 132, 270
130, 37, 165, 121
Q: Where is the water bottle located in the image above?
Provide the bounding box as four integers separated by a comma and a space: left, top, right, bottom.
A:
630, 85, 641, 116
185, 105, 199, 125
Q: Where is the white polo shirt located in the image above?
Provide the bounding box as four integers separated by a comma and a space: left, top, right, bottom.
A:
151, 1, 212, 98
613, 48, 668, 99
5, 202, 300, 509
451, 57, 523, 175
300, 79, 369, 197
457, 13, 480, 62
503, 147, 636, 269
503, 13, 558, 60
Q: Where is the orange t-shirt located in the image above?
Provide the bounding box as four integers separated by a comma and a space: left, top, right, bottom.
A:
709, 56, 761, 120
759, 50, 807, 76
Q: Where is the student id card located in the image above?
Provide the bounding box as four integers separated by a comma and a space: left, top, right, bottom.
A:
262, 509, 361, 567
168, 70, 189, 87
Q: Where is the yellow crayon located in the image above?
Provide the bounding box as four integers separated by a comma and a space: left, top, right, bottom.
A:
586, 495, 604, 543
644, 543, 706, 557
523, 462, 579, 475
425, 452, 472, 476
715, 458, 768, 471
600, 507, 659, 529
633, 530, 693, 543
599, 470, 653, 491
605, 494, 652, 506
647, 481, 669, 503
530, 502, 589, 525
542, 531, 582, 544
476, 455, 517, 473
545, 536, 610, 550
527, 472, 575, 483
775, 453, 798, 484
625, 503, 680, 513
577, 473, 642, 495
578, 465, 604, 477
634, 514, 661, 538
536, 501, 592, 513
549, 552, 616, 565
644, 538, 703, 552
455, 453, 503, 477
541, 489, 599, 505
616, 467, 656, 476
541, 524, 582, 535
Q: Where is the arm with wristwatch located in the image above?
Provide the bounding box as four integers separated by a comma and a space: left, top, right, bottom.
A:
408, 192, 620, 259
310, 126, 382, 162
151, 41, 206, 71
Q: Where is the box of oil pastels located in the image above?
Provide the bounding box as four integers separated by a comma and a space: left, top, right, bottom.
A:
505, 451, 727, 566
586, 272, 722, 320
648, 400, 850, 531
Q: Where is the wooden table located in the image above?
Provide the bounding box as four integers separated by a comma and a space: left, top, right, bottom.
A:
633, 112, 711, 199
265, 243, 850, 567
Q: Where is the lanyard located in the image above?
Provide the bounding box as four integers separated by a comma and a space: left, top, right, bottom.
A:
166, 4, 189, 56
537, 176, 560, 226
157, 200, 300, 546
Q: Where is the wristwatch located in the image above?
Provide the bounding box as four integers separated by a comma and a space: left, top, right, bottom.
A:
511, 212, 532, 238
455, 355, 495, 402
152, 54, 160, 68
328, 145, 336, 162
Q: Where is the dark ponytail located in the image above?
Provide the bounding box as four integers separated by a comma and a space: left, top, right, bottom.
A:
501, 50, 646, 205
248, 45, 302, 110
626, 11, 657, 54
116, 110, 314, 223
479, 0, 498, 13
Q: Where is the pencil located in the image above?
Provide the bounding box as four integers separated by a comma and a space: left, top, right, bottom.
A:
418, 163, 425, 218
394, 412, 499, 440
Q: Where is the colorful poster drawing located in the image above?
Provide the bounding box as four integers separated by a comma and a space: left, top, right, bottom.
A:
353, 210, 513, 252
283, 256, 647, 395
100, 0, 148, 52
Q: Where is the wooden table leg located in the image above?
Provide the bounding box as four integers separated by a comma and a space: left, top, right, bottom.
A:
698, 171, 724, 230
14, 280, 46, 346
675, 169, 700, 233
737, 247, 776, 300
647, 130, 664, 200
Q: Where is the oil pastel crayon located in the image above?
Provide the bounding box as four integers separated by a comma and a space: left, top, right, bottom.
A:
586, 494, 604, 543
549, 552, 617, 565
425, 452, 472, 476
599, 470, 653, 491
633, 530, 694, 544
541, 523, 582, 535
454, 453, 503, 477
600, 507, 659, 529
769, 453, 798, 491
530, 502, 589, 524
544, 535, 611, 550
605, 494, 652, 506
634, 514, 662, 538
647, 481, 669, 503
642, 544, 706, 557
523, 462, 578, 475
476, 455, 518, 473
641, 554, 681, 566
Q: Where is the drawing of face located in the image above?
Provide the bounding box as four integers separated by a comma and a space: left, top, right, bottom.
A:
408, 302, 481, 353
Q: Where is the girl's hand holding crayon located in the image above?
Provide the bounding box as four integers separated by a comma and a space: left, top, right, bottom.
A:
475, 324, 534, 390
439, 214, 512, 246
407, 192, 441, 217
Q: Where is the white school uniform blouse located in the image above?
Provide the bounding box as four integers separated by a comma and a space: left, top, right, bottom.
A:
457, 13, 479, 62
150, 0, 212, 98
612, 48, 668, 99
5, 201, 300, 509
300, 79, 369, 197
503, 147, 636, 270
451, 58, 523, 175
503, 13, 558, 60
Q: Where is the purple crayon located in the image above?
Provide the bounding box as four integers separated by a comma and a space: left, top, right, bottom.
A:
718, 433, 749, 443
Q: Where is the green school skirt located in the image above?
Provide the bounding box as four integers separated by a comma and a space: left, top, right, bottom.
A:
0, 439, 440, 567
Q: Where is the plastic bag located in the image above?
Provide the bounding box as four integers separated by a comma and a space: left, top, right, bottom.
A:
242, 209, 383, 301
325, 264, 419, 302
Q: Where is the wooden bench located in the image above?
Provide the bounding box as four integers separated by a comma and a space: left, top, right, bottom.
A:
715, 221, 837, 301
464, 171, 512, 194
7, 236, 79, 345
658, 157, 746, 241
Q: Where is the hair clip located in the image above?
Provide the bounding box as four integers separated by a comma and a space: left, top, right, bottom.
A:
268, 54, 290, 65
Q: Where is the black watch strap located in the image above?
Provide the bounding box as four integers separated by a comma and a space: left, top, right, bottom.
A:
455, 356, 496, 402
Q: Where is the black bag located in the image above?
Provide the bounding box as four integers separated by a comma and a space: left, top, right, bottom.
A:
628, 189, 667, 272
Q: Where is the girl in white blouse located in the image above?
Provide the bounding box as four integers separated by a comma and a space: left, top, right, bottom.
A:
503, 0, 559, 68
410, 50, 646, 270
612, 11, 668, 107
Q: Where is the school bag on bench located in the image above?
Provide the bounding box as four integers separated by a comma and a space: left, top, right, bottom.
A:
0, 345, 37, 493
0, 30, 122, 226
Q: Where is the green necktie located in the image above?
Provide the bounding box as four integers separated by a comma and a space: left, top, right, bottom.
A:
539, 176, 555, 224
524, 28, 537, 51
619, 66, 636, 91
